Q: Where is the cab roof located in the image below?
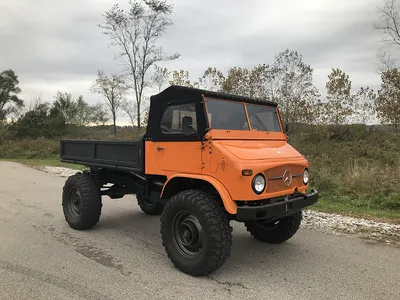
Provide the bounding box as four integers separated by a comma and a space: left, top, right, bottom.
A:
150, 85, 278, 107
146, 85, 279, 141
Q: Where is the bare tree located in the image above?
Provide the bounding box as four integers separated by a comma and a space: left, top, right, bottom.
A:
199, 67, 225, 92
204, 51, 321, 125
91, 70, 129, 135
121, 99, 137, 126
26, 92, 43, 113
92, 104, 110, 126
353, 86, 376, 124
376, 50, 397, 73
373, 0, 400, 46
99, 0, 179, 131
121, 97, 150, 128
259, 50, 320, 124
151, 65, 170, 92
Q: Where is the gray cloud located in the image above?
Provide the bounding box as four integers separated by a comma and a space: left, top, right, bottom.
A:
0, 0, 390, 123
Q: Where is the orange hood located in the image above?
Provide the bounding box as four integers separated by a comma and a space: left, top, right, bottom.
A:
216, 140, 303, 160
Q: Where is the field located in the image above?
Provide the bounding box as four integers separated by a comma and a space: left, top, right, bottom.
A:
1, 124, 399, 222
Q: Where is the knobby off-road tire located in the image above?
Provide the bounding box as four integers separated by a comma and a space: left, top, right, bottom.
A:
62, 173, 102, 230
244, 211, 302, 244
160, 190, 233, 276
136, 194, 164, 215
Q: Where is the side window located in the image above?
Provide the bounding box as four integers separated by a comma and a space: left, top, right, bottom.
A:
160, 103, 197, 134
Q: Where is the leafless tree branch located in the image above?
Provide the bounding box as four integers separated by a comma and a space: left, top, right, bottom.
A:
99, 0, 179, 131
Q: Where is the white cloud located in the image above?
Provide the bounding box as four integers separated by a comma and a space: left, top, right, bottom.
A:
0, 0, 392, 125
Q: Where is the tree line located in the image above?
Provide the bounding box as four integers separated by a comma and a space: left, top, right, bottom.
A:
167, 54, 400, 130
0, 71, 110, 139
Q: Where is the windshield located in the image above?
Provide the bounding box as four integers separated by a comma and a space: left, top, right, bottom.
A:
246, 104, 281, 132
206, 99, 249, 130
205, 98, 281, 132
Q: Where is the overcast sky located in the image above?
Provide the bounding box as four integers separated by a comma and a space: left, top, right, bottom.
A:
0, 0, 391, 123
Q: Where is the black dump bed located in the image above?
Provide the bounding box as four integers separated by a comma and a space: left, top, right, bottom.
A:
60, 137, 144, 173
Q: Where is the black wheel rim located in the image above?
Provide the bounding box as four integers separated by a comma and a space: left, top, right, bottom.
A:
172, 211, 203, 259
68, 188, 82, 217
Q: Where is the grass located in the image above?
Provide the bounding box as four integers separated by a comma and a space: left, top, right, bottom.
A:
0, 159, 87, 171
311, 196, 400, 224
2, 158, 400, 224
0, 124, 399, 224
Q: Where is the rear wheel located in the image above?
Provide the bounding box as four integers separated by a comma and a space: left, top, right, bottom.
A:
136, 193, 164, 215
244, 211, 302, 243
62, 173, 102, 230
160, 190, 233, 276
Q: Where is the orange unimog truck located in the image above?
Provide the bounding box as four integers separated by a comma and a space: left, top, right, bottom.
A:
60, 85, 318, 276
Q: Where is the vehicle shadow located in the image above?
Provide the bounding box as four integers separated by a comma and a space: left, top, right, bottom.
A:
93, 207, 309, 276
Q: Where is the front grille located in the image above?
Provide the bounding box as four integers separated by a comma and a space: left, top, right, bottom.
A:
264, 164, 304, 193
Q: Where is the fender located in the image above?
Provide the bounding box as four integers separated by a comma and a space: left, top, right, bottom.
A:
161, 174, 238, 215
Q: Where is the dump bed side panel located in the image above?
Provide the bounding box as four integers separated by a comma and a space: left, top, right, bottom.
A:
60, 139, 143, 172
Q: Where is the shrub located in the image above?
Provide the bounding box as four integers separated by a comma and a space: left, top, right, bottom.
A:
0, 138, 59, 159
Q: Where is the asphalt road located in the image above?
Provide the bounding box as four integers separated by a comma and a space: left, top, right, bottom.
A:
0, 161, 399, 300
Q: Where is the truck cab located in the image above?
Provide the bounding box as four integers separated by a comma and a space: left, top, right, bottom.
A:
60, 85, 318, 277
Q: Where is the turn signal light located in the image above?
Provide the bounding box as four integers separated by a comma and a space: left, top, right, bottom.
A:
242, 170, 253, 176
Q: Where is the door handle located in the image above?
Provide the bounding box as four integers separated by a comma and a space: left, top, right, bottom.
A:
156, 146, 164, 151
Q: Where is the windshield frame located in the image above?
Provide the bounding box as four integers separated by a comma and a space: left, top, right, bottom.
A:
203, 96, 285, 140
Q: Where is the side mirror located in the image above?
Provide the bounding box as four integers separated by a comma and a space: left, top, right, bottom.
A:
182, 116, 193, 136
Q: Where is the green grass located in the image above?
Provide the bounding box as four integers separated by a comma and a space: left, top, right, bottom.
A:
2, 158, 399, 224
310, 196, 400, 224
1, 125, 399, 224
0, 159, 87, 171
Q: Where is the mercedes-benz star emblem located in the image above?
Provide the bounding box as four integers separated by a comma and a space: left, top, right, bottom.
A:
283, 169, 292, 187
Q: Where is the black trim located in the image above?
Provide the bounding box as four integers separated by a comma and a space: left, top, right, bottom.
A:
235, 189, 318, 221
251, 173, 266, 195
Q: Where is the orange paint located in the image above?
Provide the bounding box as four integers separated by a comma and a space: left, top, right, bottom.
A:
145, 129, 309, 215
144, 95, 310, 216
160, 174, 237, 214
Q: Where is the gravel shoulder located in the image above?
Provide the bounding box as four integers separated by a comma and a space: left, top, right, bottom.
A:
34, 164, 400, 247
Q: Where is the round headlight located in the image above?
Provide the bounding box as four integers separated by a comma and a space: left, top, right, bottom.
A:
303, 168, 309, 185
252, 174, 266, 194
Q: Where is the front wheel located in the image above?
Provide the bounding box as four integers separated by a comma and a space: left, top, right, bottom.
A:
244, 211, 302, 243
160, 190, 233, 276
62, 173, 102, 230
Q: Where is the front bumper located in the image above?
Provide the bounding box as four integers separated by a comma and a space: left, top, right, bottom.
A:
235, 189, 318, 221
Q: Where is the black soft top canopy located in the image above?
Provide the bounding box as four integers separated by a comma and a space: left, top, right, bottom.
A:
145, 85, 278, 141
150, 85, 278, 107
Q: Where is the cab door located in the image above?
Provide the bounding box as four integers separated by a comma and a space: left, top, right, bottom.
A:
154, 141, 203, 173
145, 101, 203, 175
